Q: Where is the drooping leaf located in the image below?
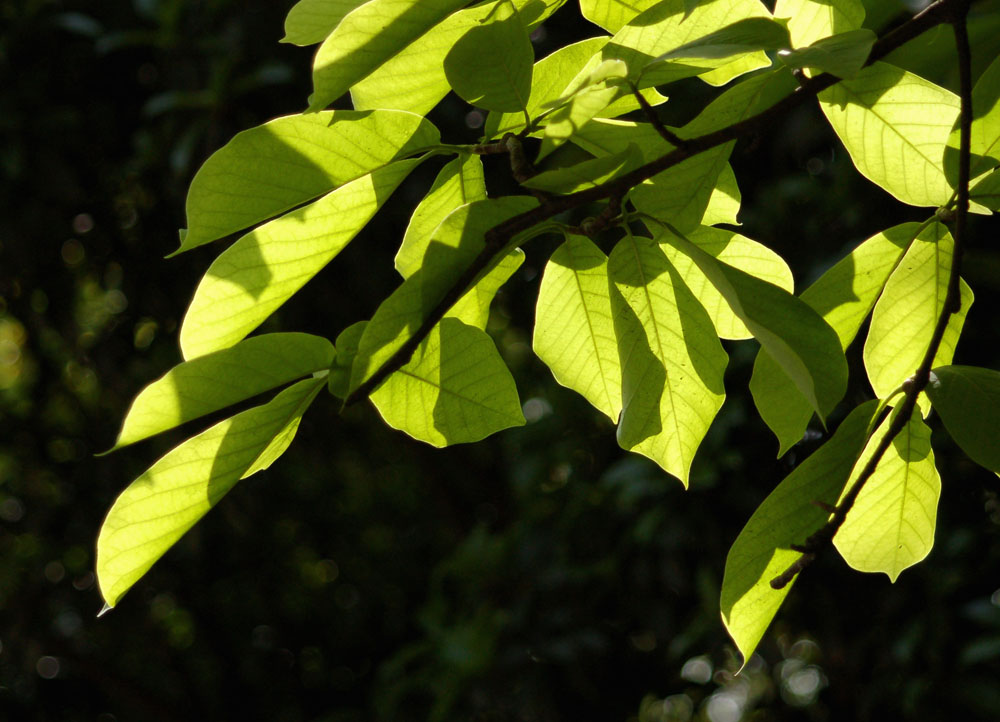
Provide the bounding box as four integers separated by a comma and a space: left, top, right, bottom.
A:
443, 1, 534, 112
350, 197, 538, 393
658, 226, 794, 340
181, 158, 425, 360
777, 29, 876, 79
97, 376, 325, 608
179, 110, 439, 252
522, 144, 642, 194
609, 235, 728, 486
396, 154, 487, 278
926, 365, 1000, 473
370, 317, 525, 446
648, 17, 790, 63
864, 222, 973, 414
111, 333, 334, 450
773, 0, 865, 49
328, 321, 368, 399
539, 59, 629, 158
534, 235, 622, 421
658, 227, 846, 421
721, 400, 876, 665
307, 0, 470, 111
819, 62, 959, 207
282, 0, 366, 46
750, 223, 915, 455
702, 162, 742, 226
350, 0, 564, 115
834, 406, 940, 582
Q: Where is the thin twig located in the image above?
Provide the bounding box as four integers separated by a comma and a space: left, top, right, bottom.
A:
343, 0, 964, 408
627, 81, 687, 147
770, 0, 974, 589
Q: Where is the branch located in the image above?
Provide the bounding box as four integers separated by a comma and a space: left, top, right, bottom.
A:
770, 0, 974, 590
343, 0, 965, 408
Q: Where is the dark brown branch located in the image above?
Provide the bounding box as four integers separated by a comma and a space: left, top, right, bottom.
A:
343, 0, 964, 408
770, 0, 974, 590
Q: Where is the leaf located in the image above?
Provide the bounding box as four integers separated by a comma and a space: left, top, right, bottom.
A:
282, 0, 366, 46
658, 227, 846, 421
834, 406, 940, 582
946, 52, 1000, 183
702, 162, 742, 226
181, 158, 423, 360
609, 235, 728, 486
521, 144, 642, 194
539, 59, 629, 158
396, 154, 487, 278
328, 321, 368, 399
111, 333, 334, 450
721, 400, 876, 666
307, 0, 470, 111
350, 0, 564, 115
533, 235, 622, 421
819, 62, 959, 207
773, 0, 865, 49
926, 365, 1000, 473
370, 317, 525, 446
97, 376, 325, 608
864, 222, 973, 414
658, 226, 794, 340
179, 110, 439, 252
750, 223, 915, 456
579, 0, 660, 33
443, 1, 534, 112
350, 197, 538, 393
649, 17, 790, 63
777, 29, 876, 79
971, 168, 1000, 210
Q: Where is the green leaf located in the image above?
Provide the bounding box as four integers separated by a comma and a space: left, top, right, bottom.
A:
721, 400, 876, 666
396, 154, 487, 279
579, 0, 660, 33
350, 197, 538, 393
819, 62, 959, 207
658, 226, 794, 340
443, 1, 533, 112
97, 376, 325, 608
307, 0, 470, 112
834, 406, 940, 582
971, 168, 1000, 210
534, 235, 622, 421
773, 0, 865, 49
447, 249, 525, 330
370, 317, 525, 446
179, 110, 439, 252
282, 0, 366, 46
946, 52, 1000, 183
181, 158, 424, 360
609, 235, 728, 486
328, 321, 368, 400
648, 17, 790, 63
750, 222, 915, 456
521, 144, 642, 194
111, 333, 334, 450
864, 222, 973, 414
702, 162, 742, 226
658, 227, 846, 421
350, 0, 564, 115
539, 59, 629, 158
926, 365, 1000, 473
777, 29, 876, 79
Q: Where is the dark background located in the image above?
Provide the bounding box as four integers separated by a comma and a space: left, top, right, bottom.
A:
3, 1, 1000, 720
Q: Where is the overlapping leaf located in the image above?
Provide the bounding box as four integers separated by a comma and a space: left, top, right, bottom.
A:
181, 158, 424, 360
773, 0, 864, 49
819, 62, 959, 207
539, 58, 629, 158
926, 365, 1000, 473
834, 407, 940, 582
864, 222, 973, 414
179, 110, 438, 251
534, 235, 621, 421
97, 376, 325, 608
721, 400, 876, 665
777, 29, 875, 79
579, 0, 661, 33
609, 235, 728, 485
307, 0, 470, 111
282, 0, 366, 46
750, 223, 915, 455
370, 317, 525, 446
111, 333, 333, 450
946, 53, 1000, 183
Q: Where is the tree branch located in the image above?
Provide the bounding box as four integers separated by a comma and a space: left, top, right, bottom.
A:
770, 0, 974, 590
343, 0, 965, 408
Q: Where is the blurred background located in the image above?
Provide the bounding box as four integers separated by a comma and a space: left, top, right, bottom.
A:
3, 0, 1000, 720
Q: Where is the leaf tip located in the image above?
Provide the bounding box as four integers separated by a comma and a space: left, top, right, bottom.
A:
97, 602, 114, 618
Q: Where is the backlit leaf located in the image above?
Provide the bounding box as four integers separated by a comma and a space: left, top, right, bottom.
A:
777, 29, 876, 79
926, 365, 1000, 473
579, 0, 660, 33
282, 0, 366, 46
971, 168, 1000, 210
834, 406, 940, 582
522, 144, 642, 194
97, 376, 325, 608
649, 17, 790, 63
773, 0, 864, 49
